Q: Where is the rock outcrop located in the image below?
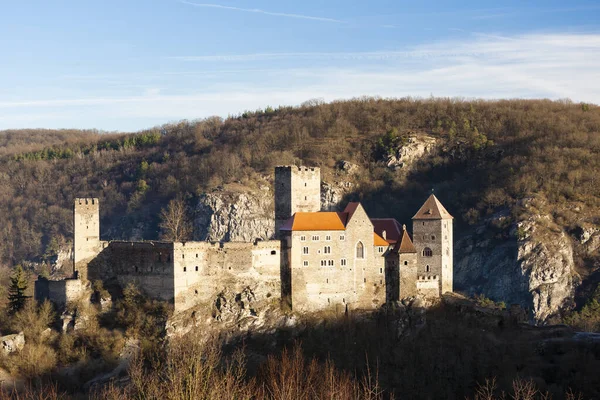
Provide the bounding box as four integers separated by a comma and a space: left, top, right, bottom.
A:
194, 186, 274, 242
455, 207, 578, 324
386, 134, 437, 170
0, 332, 25, 354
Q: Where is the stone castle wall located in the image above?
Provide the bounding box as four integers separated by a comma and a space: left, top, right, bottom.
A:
416, 275, 440, 298
172, 240, 282, 312
88, 241, 177, 302
35, 278, 84, 306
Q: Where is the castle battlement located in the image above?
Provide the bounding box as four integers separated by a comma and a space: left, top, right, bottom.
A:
75, 198, 98, 206
417, 275, 439, 281
275, 165, 319, 172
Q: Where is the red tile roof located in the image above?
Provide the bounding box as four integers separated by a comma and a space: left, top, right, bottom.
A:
371, 218, 403, 244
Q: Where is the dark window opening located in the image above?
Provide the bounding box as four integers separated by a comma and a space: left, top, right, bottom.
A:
195, 266, 198, 271
271, 250, 276, 255
356, 242, 365, 259
183, 267, 187, 272
423, 247, 433, 257
404, 260, 408, 265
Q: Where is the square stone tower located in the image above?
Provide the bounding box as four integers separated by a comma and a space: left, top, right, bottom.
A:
74, 198, 101, 281
412, 194, 453, 295
274, 166, 321, 235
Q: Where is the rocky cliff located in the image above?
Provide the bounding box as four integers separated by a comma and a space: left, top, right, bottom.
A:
194, 186, 275, 242
454, 200, 583, 324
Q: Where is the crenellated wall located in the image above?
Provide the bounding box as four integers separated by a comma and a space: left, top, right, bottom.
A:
416, 275, 441, 298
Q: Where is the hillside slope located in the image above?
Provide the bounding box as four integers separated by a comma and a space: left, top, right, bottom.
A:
0, 98, 598, 321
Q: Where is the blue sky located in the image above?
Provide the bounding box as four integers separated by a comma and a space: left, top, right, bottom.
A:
1, 0, 599, 131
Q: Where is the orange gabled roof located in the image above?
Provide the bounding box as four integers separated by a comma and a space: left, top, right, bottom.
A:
374, 232, 388, 246
280, 212, 347, 231
412, 194, 453, 220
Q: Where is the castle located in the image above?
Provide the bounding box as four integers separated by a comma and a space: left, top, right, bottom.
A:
36, 166, 454, 313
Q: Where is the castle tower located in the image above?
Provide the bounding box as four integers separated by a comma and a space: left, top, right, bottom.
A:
274, 166, 321, 236
74, 198, 101, 281
412, 194, 453, 295
385, 225, 418, 302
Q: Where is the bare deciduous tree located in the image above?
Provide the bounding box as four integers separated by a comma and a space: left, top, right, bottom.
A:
159, 198, 192, 242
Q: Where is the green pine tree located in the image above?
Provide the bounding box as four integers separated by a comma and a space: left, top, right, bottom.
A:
8, 265, 29, 314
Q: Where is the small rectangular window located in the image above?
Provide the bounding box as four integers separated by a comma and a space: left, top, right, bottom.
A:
321, 260, 326, 266
300, 235, 306, 241
183, 267, 187, 272
324, 246, 331, 254
325, 235, 331, 241
303, 246, 309, 255
195, 266, 199, 271
328, 260, 334, 266
303, 260, 309, 266
341, 258, 347, 266
312, 235, 320, 241
340, 235, 345, 241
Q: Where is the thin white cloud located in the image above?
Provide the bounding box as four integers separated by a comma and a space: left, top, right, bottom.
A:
177, 1, 344, 23
1, 32, 599, 130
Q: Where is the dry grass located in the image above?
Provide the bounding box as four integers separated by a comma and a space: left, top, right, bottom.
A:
91, 334, 387, 400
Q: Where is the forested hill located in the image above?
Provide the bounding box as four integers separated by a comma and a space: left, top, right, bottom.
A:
0, 98, 598, 270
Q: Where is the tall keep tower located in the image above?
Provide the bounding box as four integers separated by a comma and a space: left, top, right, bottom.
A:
74, 198, 101, 281
274, 166, 321, 235
412, 194, 453, 294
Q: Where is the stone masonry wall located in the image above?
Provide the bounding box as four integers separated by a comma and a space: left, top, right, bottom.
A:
74, 198, 102, 281
289, 205, 386, 312
88, 241, 176, 302
35, 278, 84, 306
413, 218, 454, 294
417, 275, 440, 298
400, 253, 418, 298
274, 166, 320, 234
172, 241, 282, 312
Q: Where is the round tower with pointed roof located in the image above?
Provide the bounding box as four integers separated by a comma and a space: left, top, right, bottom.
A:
412, 194, 454, 295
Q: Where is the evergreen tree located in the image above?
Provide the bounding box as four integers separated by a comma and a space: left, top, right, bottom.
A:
8, 265, 29, 313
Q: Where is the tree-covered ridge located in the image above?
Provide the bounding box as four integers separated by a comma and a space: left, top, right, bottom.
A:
0, 97, 598, 268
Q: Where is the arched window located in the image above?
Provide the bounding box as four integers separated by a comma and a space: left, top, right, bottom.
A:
356, 242, 365, 259
423, 247, 433, 257
426, 265, 430, 272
